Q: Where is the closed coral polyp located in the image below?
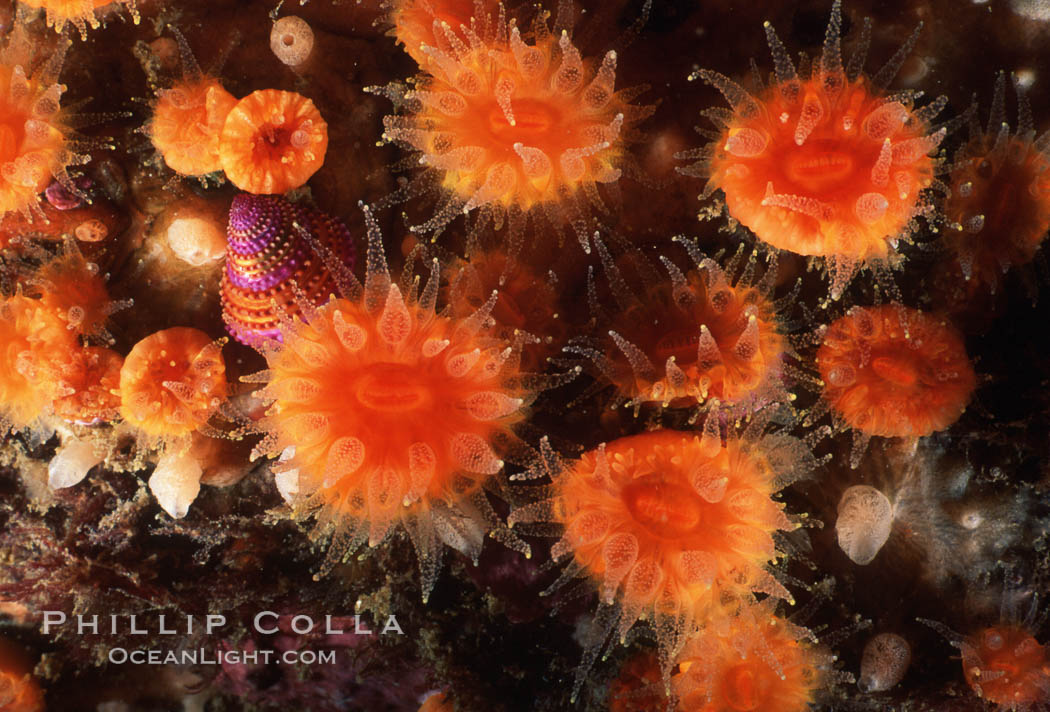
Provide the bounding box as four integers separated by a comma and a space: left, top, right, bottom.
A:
816, 305, 975, 438
685, 1, 944, 295
270, 16, 314, 68
118, 327, 227, 443
150, 77, 238, 177
961, 626, 1050, 709
219, 89, 328, 194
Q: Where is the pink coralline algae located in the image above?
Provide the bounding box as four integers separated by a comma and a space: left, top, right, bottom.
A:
220, 194, 356, 346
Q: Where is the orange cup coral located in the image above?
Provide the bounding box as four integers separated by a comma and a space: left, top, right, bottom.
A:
28, 242, 121, 340
20, 0, 139, 39
51, 345, 122, 424
510, 417, 814, 693
959, 626, 1050, 709
149, 75, 237, 178
0, 28, 84, 219
375, 5, 653, 250
383, 0, 502, 69
445, 246, 566, 369
944, 73, 1050, 294
682, 0, 945, 296
571, 236, 789, 414
815, 305, 975, 439
672, 601, 829, 712
118, 327, 228, 444
417, 691, 452, 712
0, 638, 43, 712
0, 294, 75, 431
246, 208, 535, 600
608, 653, 668, 712
219, 89, 328, 194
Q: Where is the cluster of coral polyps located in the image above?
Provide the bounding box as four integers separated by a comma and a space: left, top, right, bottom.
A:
147, 30, 327, 194
2, 0, 1050, 709
510, 417, 817, 695
0, 243, 122, 431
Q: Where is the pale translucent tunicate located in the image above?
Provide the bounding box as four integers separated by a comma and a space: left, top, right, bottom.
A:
270, 16, 314, 68
836, 485, 893, 565
48, 438, 103, 489
167, 214, 226, 266
274, 446, 300, 504
149, 450, 203, 519
858, 632, 911, 692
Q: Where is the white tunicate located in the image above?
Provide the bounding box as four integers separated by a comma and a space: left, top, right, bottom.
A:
270, 16, 314, 68
836, 485, 894, 565
274, 446, 300, 504
48, 439, 103, 489
149, 450, 203, 519
1011, 0, 1050, 21
858, 633, 912, 692
167, 214, 226, 266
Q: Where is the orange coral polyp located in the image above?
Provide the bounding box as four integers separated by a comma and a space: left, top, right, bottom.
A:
553, 430, 790, 607
118, 327, 227, 442
253, 286, 526, 541
151, 77, 238, 177
0, 294, 76, 430
687, 1, 944, 295
960, 626, 1050, 709
510, 425, 804, 680
707, 79, 938, 261
816, 305, 975, 438
247, 211, 537, 600
21, 0, 138, 38
52, 346, 122, 424
31, 246, 115, 338
0, 638, 43, 712
944, 77, 1050, 293
410, 39, 627, 214
219, 89, 328, 195
385, 0, 501, 69
446, 248, 565, 368
0, 34, 78, 218
672, 603, 826, 712
606, 258, 785, 410
379, 11, 651, 246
